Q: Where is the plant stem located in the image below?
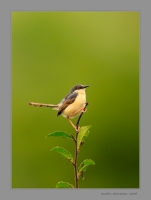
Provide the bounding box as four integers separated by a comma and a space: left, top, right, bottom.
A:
74, 102, 89, 188
74, 131, 79, 188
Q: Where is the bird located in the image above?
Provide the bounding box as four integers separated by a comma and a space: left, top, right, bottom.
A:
29, 84, 89, 131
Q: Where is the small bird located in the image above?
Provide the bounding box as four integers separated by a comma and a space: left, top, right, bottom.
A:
29, 84, 89, 131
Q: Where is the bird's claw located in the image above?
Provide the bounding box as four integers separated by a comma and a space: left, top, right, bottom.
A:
75, 125, 80, 132
82, 107, 87, 112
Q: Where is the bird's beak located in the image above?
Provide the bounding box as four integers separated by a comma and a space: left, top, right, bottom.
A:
83, 85, 89, 88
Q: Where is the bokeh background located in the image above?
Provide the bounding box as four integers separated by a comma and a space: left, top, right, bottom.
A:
12, 12, 139, 188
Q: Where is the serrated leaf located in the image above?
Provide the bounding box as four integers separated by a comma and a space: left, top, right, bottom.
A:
46, 131, 72, 139
50, 146, 73, 162
56, 181, 74, 188
77, 125, 92, 149
78, 159, 95, 173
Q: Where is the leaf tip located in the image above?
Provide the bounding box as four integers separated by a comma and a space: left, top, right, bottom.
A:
56, 181, 74, 188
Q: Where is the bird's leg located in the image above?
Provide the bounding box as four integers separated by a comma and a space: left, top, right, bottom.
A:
67, 117, 80, 132
69, 107, 86, 117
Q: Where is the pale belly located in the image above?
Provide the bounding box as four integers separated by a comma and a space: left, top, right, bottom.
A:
62, 94, 86, 119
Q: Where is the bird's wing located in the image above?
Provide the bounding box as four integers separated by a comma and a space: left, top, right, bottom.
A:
57, 92, 78, 116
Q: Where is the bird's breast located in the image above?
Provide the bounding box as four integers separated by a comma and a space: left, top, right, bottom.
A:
62, 93, 86, 118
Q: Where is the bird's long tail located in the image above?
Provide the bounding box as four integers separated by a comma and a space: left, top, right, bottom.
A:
29, 102, 59, 110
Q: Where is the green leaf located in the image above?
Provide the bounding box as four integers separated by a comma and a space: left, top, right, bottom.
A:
46, 131, 72, 139
50, 146, 73, 162
78, 159, 95, 173
77, 125, 92, 149
83, 130, 90, 140
56, 181, 74, 188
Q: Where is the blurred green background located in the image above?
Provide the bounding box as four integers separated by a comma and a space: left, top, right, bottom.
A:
12, 12, 139, 188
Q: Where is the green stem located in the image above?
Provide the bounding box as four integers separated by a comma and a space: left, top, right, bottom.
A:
74, 132, 79, 188
74, 102, 89, 188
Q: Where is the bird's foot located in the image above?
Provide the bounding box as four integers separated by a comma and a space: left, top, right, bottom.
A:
81, 107, 87, 112
75, 125, 80, 132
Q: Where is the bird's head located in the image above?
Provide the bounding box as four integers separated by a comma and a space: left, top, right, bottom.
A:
71, 84, 89, 94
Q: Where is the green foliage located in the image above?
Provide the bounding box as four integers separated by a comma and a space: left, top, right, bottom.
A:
46, 131, 72, 139
56, 181, 74, 188
78, 159, 95, 173
50, 126, 94, 187
77, 125, 92, 150
50, 146, 73, 163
